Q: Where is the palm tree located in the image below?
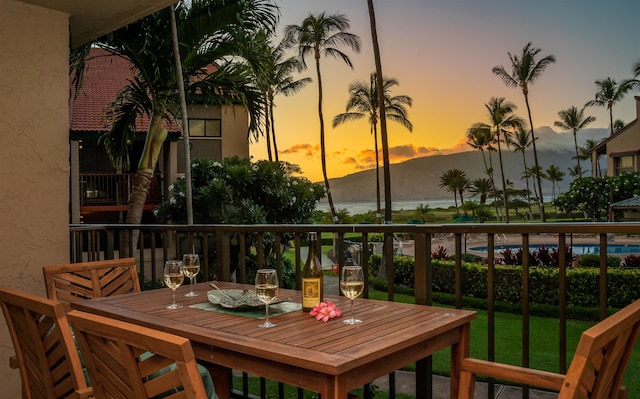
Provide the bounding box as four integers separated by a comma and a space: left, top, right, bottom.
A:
332, 73, 413, 223
492, 42, 556, 222
585, 77, 632, 135
613, 119, 625, 132
71, 0, 278, 254
469, 177, 493, 205
545, 164, 564, 201
414, 203, 432, 223
439, 168, 469, 217
471, 97, 523, 222
283, 12, 361, 223
258, 36, 312, 162
567, 164, 581, 178
467, 123, 501, 219
579, 139, 600, 177
508, 125, 533, 216
366, 0, 393, 224
554, 106, 596, 178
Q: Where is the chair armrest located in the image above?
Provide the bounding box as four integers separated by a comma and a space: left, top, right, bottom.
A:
461, 358, 565, 392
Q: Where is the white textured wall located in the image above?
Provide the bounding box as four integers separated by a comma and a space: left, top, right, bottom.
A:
0, 1, 69, 396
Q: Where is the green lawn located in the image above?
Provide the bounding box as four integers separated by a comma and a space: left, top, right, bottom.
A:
367, 290, 640, 398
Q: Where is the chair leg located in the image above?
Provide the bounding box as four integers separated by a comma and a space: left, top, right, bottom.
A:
458, 372, 476, 399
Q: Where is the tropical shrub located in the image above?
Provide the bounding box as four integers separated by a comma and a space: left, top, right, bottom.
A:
156, 157, 325, 282
369, 255, 640, 310
156, 157, 325, 224
577, 254, 621, 268
623, 254, 640, 268
553, 172, 640, 221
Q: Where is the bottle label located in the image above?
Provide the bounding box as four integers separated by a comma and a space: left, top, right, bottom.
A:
302, 277, 321, 308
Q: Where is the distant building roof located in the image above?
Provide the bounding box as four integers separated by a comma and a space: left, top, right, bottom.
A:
610, 196, 640, 208
70, 48, 180, 134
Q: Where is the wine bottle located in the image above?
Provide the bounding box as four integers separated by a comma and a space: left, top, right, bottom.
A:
302, 232, 324, 311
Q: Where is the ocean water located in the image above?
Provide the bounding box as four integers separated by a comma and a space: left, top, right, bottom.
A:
315, 196, 556, 216
315, 199, 455, 215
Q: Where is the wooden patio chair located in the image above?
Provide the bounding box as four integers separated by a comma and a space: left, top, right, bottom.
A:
66, 310, 208, 399
0, 286, 92, 399
457, 298, 640, 399
43, 258, 140, 312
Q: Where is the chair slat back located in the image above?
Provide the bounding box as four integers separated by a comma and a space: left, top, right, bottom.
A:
67, 310, 207, 399
560, 298, 640, 399
43, 258, 140, 312
0, 287, 91, 399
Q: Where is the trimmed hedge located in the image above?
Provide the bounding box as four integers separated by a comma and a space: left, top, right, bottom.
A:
368, 254, 640, 309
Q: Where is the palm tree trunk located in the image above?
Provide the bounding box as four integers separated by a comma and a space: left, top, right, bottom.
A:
521, 151, 533, 217
487, 151, 501, 220
170, 5, 193, 226
264, 97, 273, 161
314, 49, 337, 222
573, 130, 581, 177
367, 0, 392, 224
609, 106, 614, 135
524, 94, 546, 222
496, 133, 510, 223
373, 125, 381, 224
269, 96, 279, 162
120, 111, 168, 256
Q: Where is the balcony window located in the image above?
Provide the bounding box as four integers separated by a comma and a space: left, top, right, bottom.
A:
615, 155, 635, 175
188, 119, 221, 137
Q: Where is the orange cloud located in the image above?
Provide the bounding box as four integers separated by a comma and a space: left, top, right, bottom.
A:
279, 144, 320, 157
388, 144, 441, 162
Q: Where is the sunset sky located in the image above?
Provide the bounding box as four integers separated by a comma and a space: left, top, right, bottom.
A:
249, 0, 640, 182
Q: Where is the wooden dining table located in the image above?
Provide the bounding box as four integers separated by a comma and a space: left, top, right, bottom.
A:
70, 281, 476, 399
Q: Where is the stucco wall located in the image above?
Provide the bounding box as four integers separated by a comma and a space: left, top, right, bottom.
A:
0, 1, 70, 396
221, 105, 250, 159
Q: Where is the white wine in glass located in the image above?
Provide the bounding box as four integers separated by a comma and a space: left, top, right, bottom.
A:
182, 254, 200, 297
340, 265, 364, 324
255, 269, 279, 328
164, 260, 184, 309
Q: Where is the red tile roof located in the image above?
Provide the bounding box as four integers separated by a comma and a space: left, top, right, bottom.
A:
70, 48, 180, 133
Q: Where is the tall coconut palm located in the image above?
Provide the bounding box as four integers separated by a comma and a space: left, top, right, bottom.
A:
585, 77, 632, 135
71, 0, 278, 254
467, 123, 500, 219
469, 177, 493, 205
439, 168, 469, 217
332, 73, 413, 224
366, 0, 393, 225
554, 106, 596, 178
545, 164, 564, 201
471, 97, 523, 222
257, 35, 312, 162
508, 125, 533, 216
283, 12, 361, 223
492, 42, 556, 222
579, 139, 601, 177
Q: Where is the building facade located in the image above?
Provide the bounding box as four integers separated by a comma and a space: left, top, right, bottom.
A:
70, 48, 249, 224
591, 96, 640, 177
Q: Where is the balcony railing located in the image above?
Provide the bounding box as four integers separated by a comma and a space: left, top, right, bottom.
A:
79, 173, 162, 209
69, 222, 640, 399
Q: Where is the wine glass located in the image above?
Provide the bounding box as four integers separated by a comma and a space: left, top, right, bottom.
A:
182, 254, 200, 297
163, 260, 184, 309
340, 265, 364, 325
254, 269, 279, 328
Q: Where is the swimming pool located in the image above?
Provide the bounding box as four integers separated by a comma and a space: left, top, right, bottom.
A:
467, 243, 640, 255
